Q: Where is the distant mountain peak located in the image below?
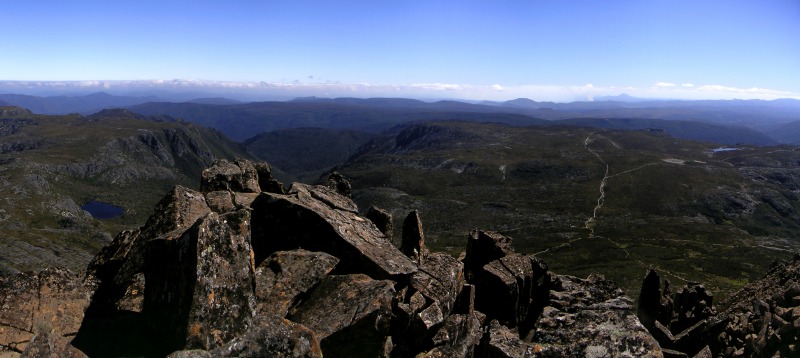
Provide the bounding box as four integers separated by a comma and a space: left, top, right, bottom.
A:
88, 108, 145, 120
187, 97, 242, 105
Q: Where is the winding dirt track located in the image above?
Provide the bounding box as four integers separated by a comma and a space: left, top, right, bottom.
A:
583, 133, 610, 237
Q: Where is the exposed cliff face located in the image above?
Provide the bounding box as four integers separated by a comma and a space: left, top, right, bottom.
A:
0, 159, 666, 357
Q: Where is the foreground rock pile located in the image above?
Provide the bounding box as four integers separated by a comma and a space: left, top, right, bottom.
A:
639, 257, 800, 357
0, 158, 790, 357
0, 159, 660, 357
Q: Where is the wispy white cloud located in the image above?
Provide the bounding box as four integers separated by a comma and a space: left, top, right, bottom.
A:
409, 83, 465, 91
655, 82, 678, 87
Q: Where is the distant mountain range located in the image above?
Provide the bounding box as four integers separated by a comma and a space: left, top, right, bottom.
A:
0, 92, 162, 115
2, 92, 799, 144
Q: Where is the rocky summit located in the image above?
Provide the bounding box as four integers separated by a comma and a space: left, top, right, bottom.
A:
0, 159, 793, 357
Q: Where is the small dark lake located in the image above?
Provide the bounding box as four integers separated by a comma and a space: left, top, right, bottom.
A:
81, 200, 124, 219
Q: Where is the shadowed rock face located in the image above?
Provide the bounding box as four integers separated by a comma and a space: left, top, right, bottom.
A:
143, 210, 256, 351
365, 205, 393, 240
0, 159, 695, 357
401, 210, 426, 265
85, 185, 212, 314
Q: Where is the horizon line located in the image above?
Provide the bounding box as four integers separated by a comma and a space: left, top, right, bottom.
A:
1, 79, 798, 102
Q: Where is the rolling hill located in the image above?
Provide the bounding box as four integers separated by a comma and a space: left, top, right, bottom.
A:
0, 106, 253, 274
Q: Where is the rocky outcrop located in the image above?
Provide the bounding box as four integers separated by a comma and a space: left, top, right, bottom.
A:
636, 261, 800, 357
200, 159, 261, 193
2, 159, 670, 357
85, 185, 212, 313
636, 269, 724, 357
709, 255, 800, 357
638, 268, 674, 330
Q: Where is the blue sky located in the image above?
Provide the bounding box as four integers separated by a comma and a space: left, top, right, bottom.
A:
1, 0, 798, 101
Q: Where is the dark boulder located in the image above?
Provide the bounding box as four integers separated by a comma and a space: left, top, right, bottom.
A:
418, 313, 483, 357
205, 190, 235, 213
638, 269, 675, 331
325, 171, 352, 198
411, 252, 465, 315
472, 253, 548, 336
290, 182, 358, 213
254, 161, 286, 194
389, 252, 465, 354
482, 319, 537, 358
672, 283, 714, 334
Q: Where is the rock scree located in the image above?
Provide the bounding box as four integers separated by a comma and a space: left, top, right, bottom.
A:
1, 158, 794, 357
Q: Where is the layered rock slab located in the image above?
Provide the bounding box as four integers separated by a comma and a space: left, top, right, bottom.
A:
254, 249, 339, 318
250, 183, 417, 280
289, 274, 394, 357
